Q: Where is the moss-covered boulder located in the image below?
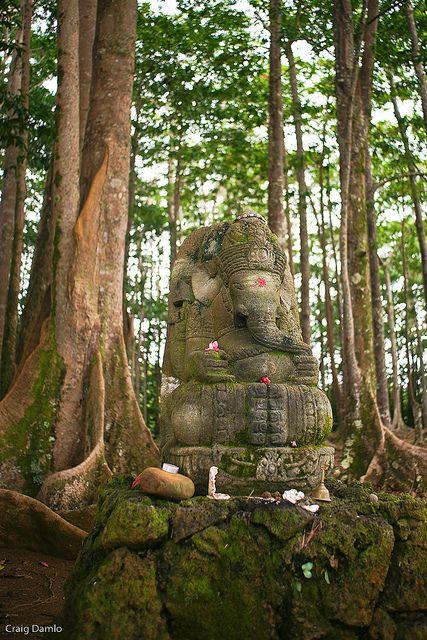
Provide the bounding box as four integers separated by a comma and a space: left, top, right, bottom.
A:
61, 479, 427, 639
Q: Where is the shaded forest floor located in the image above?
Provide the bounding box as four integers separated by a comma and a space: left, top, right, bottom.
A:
0, 548, 72, 639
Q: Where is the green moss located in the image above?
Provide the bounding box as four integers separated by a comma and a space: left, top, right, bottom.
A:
251, 503, 313, 542
100, 497, 174, 550
61, 486, 427, 639
0, 334, 64, 495
62, 548, 168, 640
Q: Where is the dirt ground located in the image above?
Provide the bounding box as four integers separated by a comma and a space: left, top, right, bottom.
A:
0, 548, 73, 639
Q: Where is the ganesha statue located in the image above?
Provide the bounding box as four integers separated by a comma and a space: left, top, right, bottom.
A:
160, 212, 334, 493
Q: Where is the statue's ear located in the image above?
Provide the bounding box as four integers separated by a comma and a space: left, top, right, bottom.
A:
192, 260, 221, 305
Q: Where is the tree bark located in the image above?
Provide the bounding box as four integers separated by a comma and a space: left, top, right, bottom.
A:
75, 0, 159, 478
333, 0, 365, 433
315, 164, 341, 408
366, 154, 391, 426
16, 0, 96, 372
389, 74, 427, 309
401, 221, 424, 442
0, 0, 32, 396
333, 0, 391, 481
78, 0, 97, 150
383, 264, 406, 430
286, 42, 310, 344
267, 0, 286, 249
283, 138, 294, 276
405, 1, 427, 136
167, 135, 182, 270
347, 0, 379, 455
0, 0, 32, 398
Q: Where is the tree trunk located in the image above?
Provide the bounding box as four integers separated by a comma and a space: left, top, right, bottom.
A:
286, 42, 310, 344
333, 0, 365, 435
401, 221, 424, 442
78, 0, 97, 150
405, 1, 427, 136
383, 264, 406, 430
167, 135, 182, 270
315, 164, 341, 409
333, 0, 392, 482
326, 166, 342, 323
389, 74, 427, 309
0, 0, 32, 396
16, 0, 96, 372
347, 0, 379, 461
0, 0, 32, 398
0, 0, 159, 508
414, 313, 427, 436
366, 154, 391, 426
283, 138, 294, 276
15, 167, 54, 373
267, 0, 286, 249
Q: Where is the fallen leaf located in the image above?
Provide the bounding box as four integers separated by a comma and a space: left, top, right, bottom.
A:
39, 561, 49, 567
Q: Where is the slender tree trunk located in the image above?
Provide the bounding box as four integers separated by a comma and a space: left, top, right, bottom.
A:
366, 154, 391, 425
267, 0, 286, 249
168, 135, 182, 270
389, 74, 427, 308
0, 0, 32, 395
283, 139, 294, 276
383, 264, 406, 430
333, 0, 365, 433
401, 221, 423, 441
286, 42, 310, 344
0, 0, 32, 397
405, 1, 427, 136
317, 282, 326, 390
78, 0, 97, 150
326, 166, 342, 322
414, 314, 427, 435
315, 163, 341, 408
123, 102, 140, 361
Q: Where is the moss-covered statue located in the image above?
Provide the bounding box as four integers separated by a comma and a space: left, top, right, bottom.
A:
160, 212, 333, 493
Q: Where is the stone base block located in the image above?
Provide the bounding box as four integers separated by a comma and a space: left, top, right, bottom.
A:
166, 444, 334, 495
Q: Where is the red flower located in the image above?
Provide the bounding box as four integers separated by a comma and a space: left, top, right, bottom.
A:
258, 277, 267, 287
259, 376, 271, 384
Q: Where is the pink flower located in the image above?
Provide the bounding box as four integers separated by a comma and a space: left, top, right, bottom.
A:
259, 376, 271, 384
205, 340, 220, 352
258, 277, 267, 287
290, 440, 297, 448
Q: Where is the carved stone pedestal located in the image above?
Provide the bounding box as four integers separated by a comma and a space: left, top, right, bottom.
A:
167, 444, 334, 494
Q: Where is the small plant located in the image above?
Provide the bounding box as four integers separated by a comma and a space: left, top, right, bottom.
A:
301, 562, 313, 578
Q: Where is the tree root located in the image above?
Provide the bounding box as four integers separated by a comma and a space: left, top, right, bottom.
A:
361, 425, 427, 492
0, 488, 86, 558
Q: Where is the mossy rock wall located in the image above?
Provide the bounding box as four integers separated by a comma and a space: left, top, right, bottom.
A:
61, 479, 427, 640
